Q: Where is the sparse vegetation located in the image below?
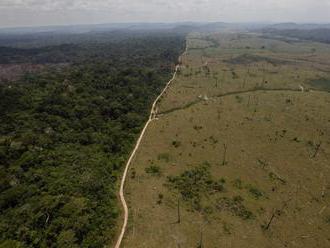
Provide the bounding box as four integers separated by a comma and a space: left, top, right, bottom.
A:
235, 95, 243, 103
124, 31, 330, 247
157, 153, 170, 162
145, 165, 162, 176
325, 215, 330, 224
248, 186, 264, 200
166, 165, 226, 210
157, 193, 164, 204
216, 196, 254, 220
172, 140, 182, 148
222, 221, 232, 235
309, 77, 330, 91
193, 125, 203, 131
232, 178, 243, 189
268, 172, 286, 184
131, 168, 137, 179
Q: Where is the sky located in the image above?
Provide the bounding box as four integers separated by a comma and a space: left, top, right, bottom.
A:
0, 0, 330, 28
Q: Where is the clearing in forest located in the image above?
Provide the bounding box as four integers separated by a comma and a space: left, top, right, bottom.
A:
122, 32, 330, 248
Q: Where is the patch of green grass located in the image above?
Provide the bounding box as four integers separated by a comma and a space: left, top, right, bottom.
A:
157, 153, 170, 162
145, 165, 161, 176
235, 95, 243, 103
325, 215, 330, 224
232, 178, 243, 190
166, 165, 226, 210
222, 222, 233, 235
248, 186, 264, 200
309, 77, 330, 91
216, 196, 254, 220
268, 172, 286, 184
225, 54, 290, 66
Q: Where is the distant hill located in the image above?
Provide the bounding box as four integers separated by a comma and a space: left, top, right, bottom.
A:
0, 22, 198, 35
0, 22, 268, 48
262, 28, 330, 44
0, 22, 270, 36
264, 22, 330, 30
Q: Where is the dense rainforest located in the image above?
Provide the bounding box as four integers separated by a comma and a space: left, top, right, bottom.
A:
0, 30, 185, 247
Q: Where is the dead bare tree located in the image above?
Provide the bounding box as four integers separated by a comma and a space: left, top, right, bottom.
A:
311, 142, 322, 158
197, 229, 203, 248
243, 67, 249, 89
243, 75, 247, 89
247, 95, 251, 107
264, 211, 276, 230
222, 143, 227, 165
177, 197, 181, 224
261, 62, 266, 84
45, 212, 50, 225
263, 199, 291, 231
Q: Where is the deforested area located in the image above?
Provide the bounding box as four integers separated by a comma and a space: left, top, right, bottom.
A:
123, 30, 330, 248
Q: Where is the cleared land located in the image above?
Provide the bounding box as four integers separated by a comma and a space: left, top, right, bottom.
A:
122, 32, 330, 248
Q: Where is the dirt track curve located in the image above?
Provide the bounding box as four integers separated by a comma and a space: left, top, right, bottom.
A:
114, 46, 187, 248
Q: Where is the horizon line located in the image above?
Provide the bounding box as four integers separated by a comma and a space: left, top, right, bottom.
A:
1, 21, 330, 31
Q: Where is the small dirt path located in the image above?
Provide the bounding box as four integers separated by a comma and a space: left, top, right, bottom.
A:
114, 47, 187, 248
158, 87, 330, 116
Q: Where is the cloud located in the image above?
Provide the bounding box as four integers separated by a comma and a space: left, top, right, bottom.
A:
0, 0, 329, 28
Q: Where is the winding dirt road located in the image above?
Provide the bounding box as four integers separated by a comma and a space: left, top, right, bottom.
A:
114, 47, 187, 248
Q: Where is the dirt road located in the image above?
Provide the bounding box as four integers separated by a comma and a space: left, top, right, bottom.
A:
114, 47, 187, 248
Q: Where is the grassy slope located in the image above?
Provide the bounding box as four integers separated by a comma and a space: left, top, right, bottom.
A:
123, 32, 330, 247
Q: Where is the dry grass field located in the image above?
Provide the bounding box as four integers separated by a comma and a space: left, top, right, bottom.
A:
122, 32, 330, 248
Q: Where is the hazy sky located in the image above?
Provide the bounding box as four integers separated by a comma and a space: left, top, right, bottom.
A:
1, 0, 330, 28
